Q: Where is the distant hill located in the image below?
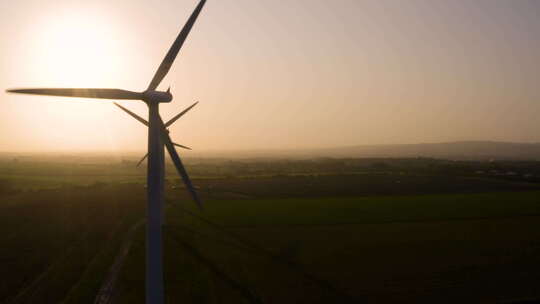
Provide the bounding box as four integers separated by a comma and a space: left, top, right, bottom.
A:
2, 141, 540, 161
306, 141, 540, 160
192, 141, 540, 160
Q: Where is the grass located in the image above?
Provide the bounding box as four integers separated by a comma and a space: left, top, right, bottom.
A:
183, 191, 540, 227
112, 191, 540, 303
0, 184, 145, 303
1, 158, 539, 303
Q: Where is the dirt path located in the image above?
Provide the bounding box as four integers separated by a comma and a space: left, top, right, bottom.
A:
94, 219, 145, 304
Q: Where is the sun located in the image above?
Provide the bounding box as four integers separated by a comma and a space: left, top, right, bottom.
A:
9, 8, 144, 152
29, 8, 127, 87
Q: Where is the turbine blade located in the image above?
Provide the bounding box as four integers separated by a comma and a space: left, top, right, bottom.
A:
6, 88, 142, 100
165, 101, 199, 127
173, 142, 192, 150
162, 130, 202, 209
114, 102, 149, 126
147, 0, 207, 91
137, 153, 148, 167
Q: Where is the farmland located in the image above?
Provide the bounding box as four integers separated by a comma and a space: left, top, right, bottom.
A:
111, 191, 540, 303
0, 155, 539, 303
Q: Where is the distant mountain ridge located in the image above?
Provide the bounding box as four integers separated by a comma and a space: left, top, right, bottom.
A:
309, 141, 540, 160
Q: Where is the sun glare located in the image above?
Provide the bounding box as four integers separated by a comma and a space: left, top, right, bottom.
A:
30, 9, 126, 87
11, 8, 141, 152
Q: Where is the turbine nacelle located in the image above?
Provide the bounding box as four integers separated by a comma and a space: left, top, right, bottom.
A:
142, 89, 173, 103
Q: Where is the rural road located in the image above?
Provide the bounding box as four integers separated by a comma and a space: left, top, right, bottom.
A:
94, 219, 145, 304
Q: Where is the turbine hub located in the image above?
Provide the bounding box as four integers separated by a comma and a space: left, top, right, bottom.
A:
142, 90, 173, 103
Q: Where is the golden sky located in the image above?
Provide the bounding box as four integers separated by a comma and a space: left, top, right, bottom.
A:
1, 0, 539, 152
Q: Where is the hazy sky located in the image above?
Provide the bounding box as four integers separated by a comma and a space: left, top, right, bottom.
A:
1, 0, 539, 152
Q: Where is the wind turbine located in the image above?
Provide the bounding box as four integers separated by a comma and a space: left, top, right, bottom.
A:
113, 101, 198, 168
6, 0, 207, 303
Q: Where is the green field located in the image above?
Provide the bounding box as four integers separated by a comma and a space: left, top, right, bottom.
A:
110, 191, 540, 303
0, 184, 145, 303
1, 157, 539, 303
